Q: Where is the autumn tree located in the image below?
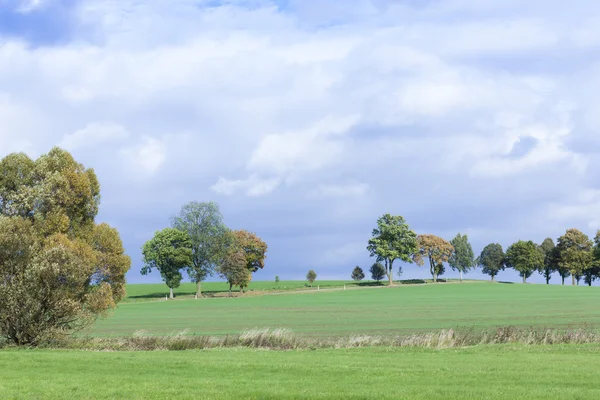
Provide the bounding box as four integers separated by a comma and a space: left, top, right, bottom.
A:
367, 214, 418, 286
0, 148, 131, 345
413, 234, 454, 283
172, 201, 228, 298
449, 233, 475, 282
505, 240, 544, 284
351, 266, 365, 281
306, 270, 317, 285
538, 238, 557, 284
556, 229, 593, 286
217, 230, 267, 293
370, 262, 385, 282
478, 243, 505, 282
141, 228, 193, 299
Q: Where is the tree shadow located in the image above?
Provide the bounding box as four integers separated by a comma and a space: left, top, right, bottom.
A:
497, 281, 515, 284
127, 289, 233, 300
357, 282, 385, 287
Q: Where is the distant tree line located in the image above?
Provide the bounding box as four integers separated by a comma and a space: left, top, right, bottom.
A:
142, 202, 267, 298
364, 213, 600, 286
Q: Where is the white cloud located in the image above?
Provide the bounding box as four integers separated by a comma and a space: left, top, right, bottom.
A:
120, 136, 166, 174
211, 175, 281, 197
60, 122, 129, 151
310, 182, 369, 198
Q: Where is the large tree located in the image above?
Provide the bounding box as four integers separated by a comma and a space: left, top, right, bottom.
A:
141, 228, 193, 299
217, 230, 267, 293
413, 234, 454, 283
505, 240, 544, 284
478, 243, 505, 282
585, 231, 600, 286
538, 238, 557, 284
0, 148, 130, 346
172, 201, 228, 298
555, 229, 593, 286
367, 214, 418, 286
449, 233, 475, 282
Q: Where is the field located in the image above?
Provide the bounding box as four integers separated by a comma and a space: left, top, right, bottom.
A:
2, 345, 600, 399
5, 281, 600, 399
88, 282, 600, 336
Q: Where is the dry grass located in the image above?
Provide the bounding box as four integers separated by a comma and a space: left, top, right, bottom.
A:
6, 326, 599, 351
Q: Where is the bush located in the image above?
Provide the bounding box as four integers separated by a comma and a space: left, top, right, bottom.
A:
351, 266, 365, 281
370, 262, 386, 282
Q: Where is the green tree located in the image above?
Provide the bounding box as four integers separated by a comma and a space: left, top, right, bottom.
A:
478, 243, 505, 282
585, 231, 600, 286
413, 234, 454, 283
0, 148, 130, 346
351, 266, 365, 281
275, 276, 280, 287
367, 214, 418, 286
370, 262, 385, 282
306, 270, 317, 286
172, 201, 228, 299
538, 238, 557, 284
505, 240, 544, 283
449, 233, 475, 282
141, 228, 193, 299
556, 229, 593, 286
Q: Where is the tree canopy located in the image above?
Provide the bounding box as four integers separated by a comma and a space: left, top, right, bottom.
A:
172, 201, 228, 298
306, 270, 317, 285
413, 234, 454, 283
217, 230, 267, 293
141, 228, 193, 298
449, 233, 475, 282
478, 243, 505, 282
538, 238, 557, 284
0, 148, 130, 345
367, 214, 418, 286
556, 229, 593, 286
370, 262, 385, 282
351, 266, 365, 281
505, 240, 544, 283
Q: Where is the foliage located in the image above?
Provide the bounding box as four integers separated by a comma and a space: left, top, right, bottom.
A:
538, 238, 557, 284
351, 266, 365, 281
275, 276, 280, 286
369, 262, 386, 282
556, 229, 593, 286
449, 233, 475, 281
586, 231, 600, 286
413, 234, 454, 283
141, 228, 193, 297
367, 214, 418, 286
505, 240, 544, 283
217, 230, 267, 292
478, 243, 505, 281
0, 148, 130, 345
171, 201, 228, 298
306, 270, 317, 285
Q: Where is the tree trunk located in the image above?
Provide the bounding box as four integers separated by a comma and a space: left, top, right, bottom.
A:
195, 281, 202, 299
561, 276, 565, 285
433, 272, 438, 283
228, 282, 233, 297
546, 275, 550, 285
523, 275, 526, 284
387, 259, 393, 286
589, 280, 593, 287
491, 274, 495, 282
169, 287, 174, 299
460, 271, 463, 283
572, 275, 576, 286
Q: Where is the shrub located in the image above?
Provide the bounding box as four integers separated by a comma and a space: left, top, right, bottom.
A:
351, 266, 365, 281
370, 262, 386, 282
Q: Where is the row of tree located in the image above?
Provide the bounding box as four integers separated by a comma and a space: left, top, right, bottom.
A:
141, 202, 268, 298
367, 214, 600, 286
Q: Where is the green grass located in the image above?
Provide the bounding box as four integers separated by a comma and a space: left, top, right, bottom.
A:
2, 345, 600, 399
88, 282, 600, 337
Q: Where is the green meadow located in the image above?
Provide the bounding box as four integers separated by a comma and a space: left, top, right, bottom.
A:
2, 345, 600, 399
89, 282, 600, 336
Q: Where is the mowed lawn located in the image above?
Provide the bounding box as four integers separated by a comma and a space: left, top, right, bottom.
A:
89, 283, 600, 336
2, 345, 600, 399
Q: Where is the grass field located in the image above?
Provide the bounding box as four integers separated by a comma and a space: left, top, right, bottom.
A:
88, 282, 600, 336
2, 345, 600, 399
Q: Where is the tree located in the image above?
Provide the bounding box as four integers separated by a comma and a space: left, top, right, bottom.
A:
0, 148, 131, 346
367, 214, 418, 286
478, 243, 505, 282
275, 276, 280, 287
556, 229, 593, 286
585, 231, 600, 286
538, 238, 557, 284
505, 240, 544, 283
449, 233, 475, 282
351, 266, 365, 281
306, 270, 317, 286
172, 201, 228, 299
413, 234, 454, 283
141, 228, 193, 299
370, 262, 386, 282
217, 230, 267, 293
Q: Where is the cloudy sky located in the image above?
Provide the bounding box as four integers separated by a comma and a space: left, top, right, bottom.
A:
1, 0, 600, 284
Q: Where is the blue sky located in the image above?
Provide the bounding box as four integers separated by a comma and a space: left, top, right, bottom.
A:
2, 0, 600, 284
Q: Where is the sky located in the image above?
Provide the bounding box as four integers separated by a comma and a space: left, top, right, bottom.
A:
1, 0, 600, 285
